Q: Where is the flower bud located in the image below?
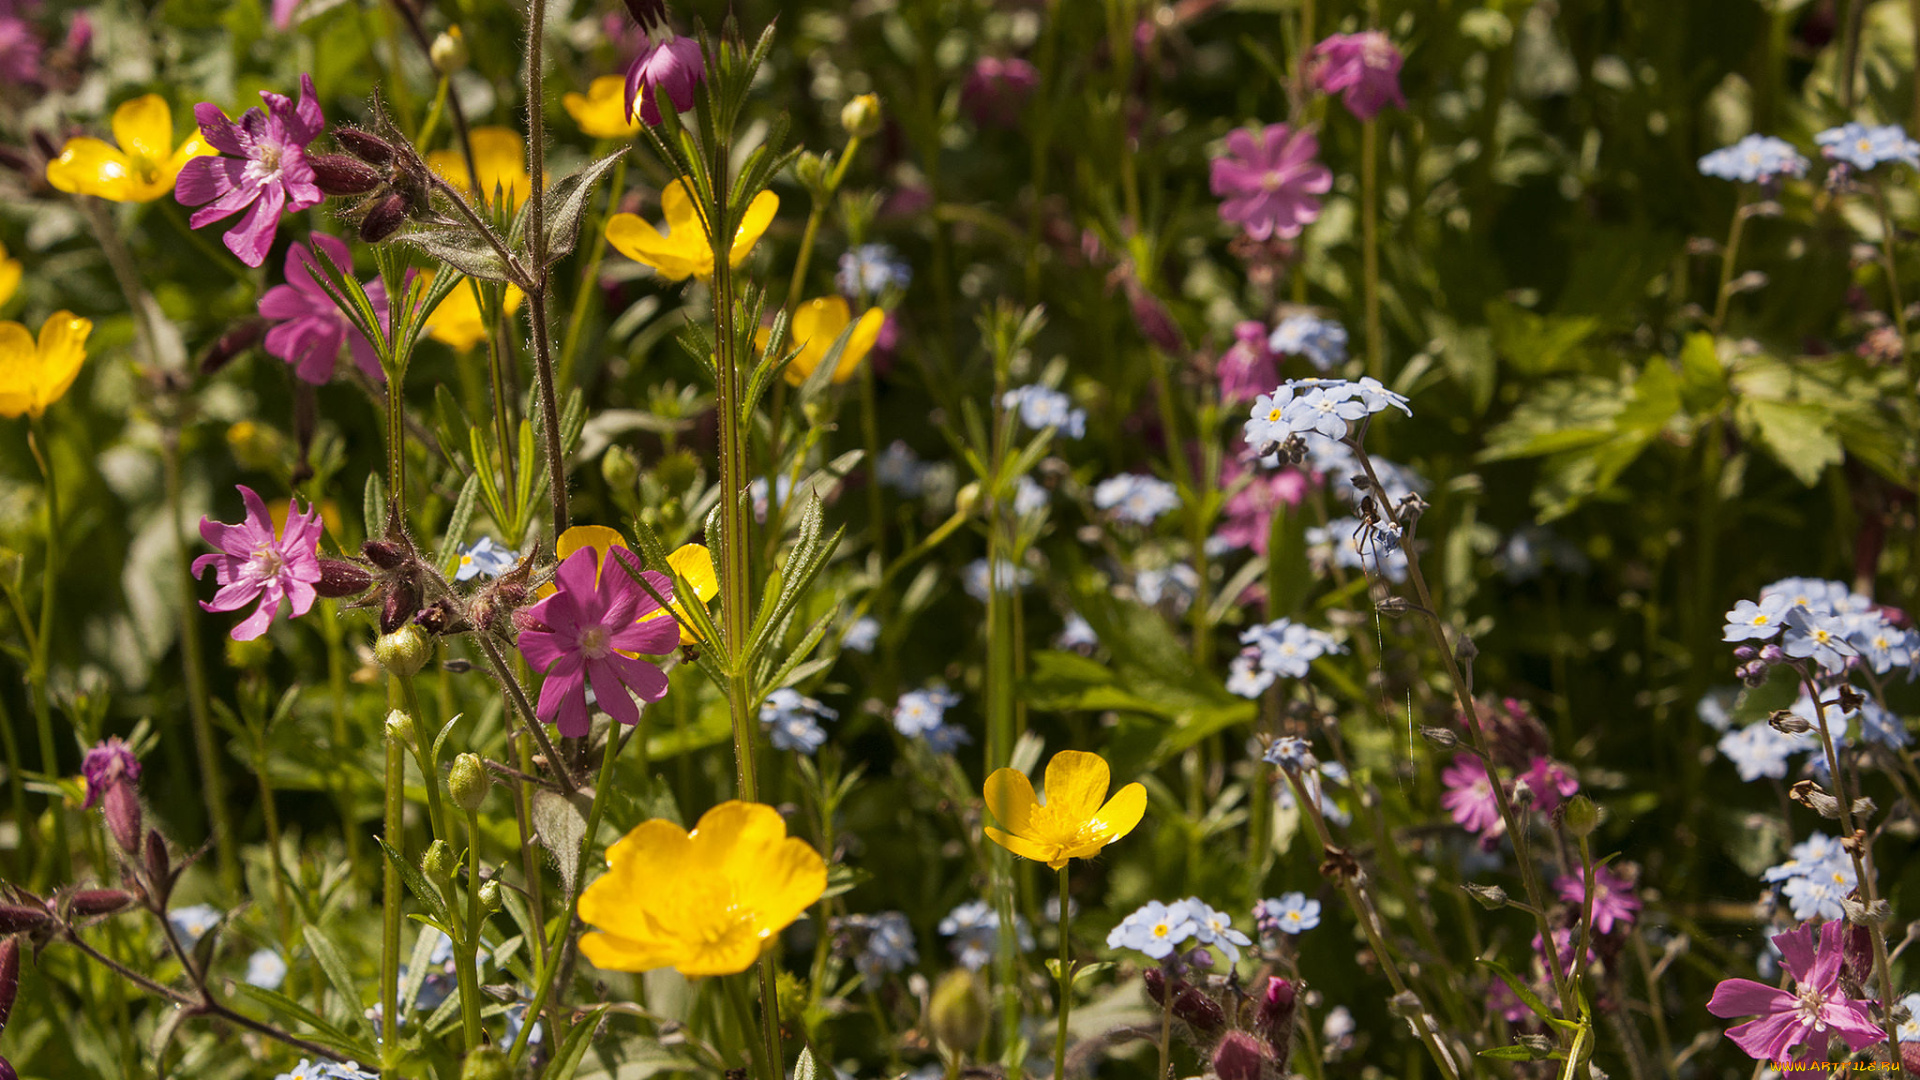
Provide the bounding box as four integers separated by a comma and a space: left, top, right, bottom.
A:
310, 153, 384, 197
929, 969, 988, 1054
430, 26, 469, 74
622, 0, 667, 29
1768, 710, 1813, 735
0, 1055, 13, 1080
478, 879, 502, 913
0, 906, 49, 935
315, 558, 375, 598
1464, 882, 1508, 909
375, 625, 432, 677
384, 709, 414, 744
460, 1046, 511, 1080
380, 579, 421, 635
1732, 645, 1757, 662
1561, 794, 1599, 839
362, 539, 408, 569
359, 193, 412, 244
1419, 726, 1458, 748
1255, 976, 1297, 1063
1211, 1031, 1271, 1080
1758, 644, 1786, 665
67, 889, 136, 918
448, 753, 489, 813
335, 127, 396, 167
0, 937, 18, 1034
601, 445, 639, 493
103, 779, 142, 855
1142, 965, 1171, 1004
422, 839, 457, 887
1171, 984, 1225, 1039
414, 599, 469, 636
144, 830, 171, 897
1510, 777, 1535, 810
840, 93, 882, 139
794, 152, 828, 193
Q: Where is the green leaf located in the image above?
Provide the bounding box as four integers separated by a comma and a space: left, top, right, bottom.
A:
377, 837, 453, 925
363, 473, 387, 540
1475, 956, 1558, 1026
541, 152, 628, 267
792, 1046, 819, 1080
1676, 333, 1728, 414
540, 1005, 612, 1080
302, 925, 370, 1035
228, 983, 369, 1055
404, 226, 517, 283
1487, 300, 1598, 376
1737, 398, 1841, 486
441, 474, 483, 575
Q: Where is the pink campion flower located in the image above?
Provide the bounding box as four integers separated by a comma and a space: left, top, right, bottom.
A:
175, 74, 325, 269
1440, 754, 1503, 840
1217, 321, 1278, 405
258, 234, 389, 385
1707, 920, 1883, 1063
193, 485, 324, 641
518, 545, 677, 738
1213, 451, 1308, 555
624, 34, 703, 126
962, 56, 1039, 127
1522, 755, 1578, 814
1554, 866, 1641, 935
80, 737, 140, 810
1311, 32, 1406, 121
1209, 124, 1331, 242
0, 14, 40, 86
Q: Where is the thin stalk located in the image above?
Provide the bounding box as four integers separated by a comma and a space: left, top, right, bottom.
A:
1053, 864, 1072, 1080
456, 803, 485, 1050
725, 971, 775, 1080
1710, 198, 1750, 333
398, 673, 449, 844
25, 424, 69, 884
523, 0, 570, 538
1158, 990, 1172, 1080
859, 362, 886, 562
1872, 183, 1915, 384
475, 632, 578, 792
380, 717, 406, 1077
162, 433, 234, 892
1361, 116, 1383, 381
0, 690, 26, 877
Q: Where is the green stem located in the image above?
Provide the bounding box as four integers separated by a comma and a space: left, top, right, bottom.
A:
25, 423, 69, 885
1872, 183, 1916, 386
726, 970, 775, 1080
1053, 864, 1072, 1080
1710, 198, 1749, 334
398, 673, 449, 845
1361, 116, 1383, 381
456, 803, 485, 1050
380, 715, 406, 1078
523, 0, 570, 539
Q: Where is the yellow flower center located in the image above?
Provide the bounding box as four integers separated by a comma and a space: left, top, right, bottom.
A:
1152, 922, 1171, 938
1267, 407, 1282, 421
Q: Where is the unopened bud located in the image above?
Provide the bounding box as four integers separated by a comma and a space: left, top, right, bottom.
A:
315, 558, 375, 598
478, 879, 502, 912
375, 625, 431, 677
955, 482, 982, 517
1375, 594, 1412, 615
144, 831, 171, 896
422, 839, 456, 886
380, 579, 421, 635
1386, 990, 1424, 1019
200, 319, 265, 375
1464, 882, 1509, 909
794, 152, 828, 193
1419, 726, 1458, 748
384, 709, 414, 744
460, 1046, 511, 1080
310, 153, 383, 197
1173, 983, 1226, 1038
1516, 1034, 1554, 1059
103, 780, 141, 855
0, 906, 49, 935
601, 445, 639, 492
0, 937, 18, 1033
1562, 794, 1599, 839
67, 889, 136, 918
840, 93, 882, 139
359, 192, 411, 244
929, 969, 988, 1053
414, 599, 468, 636
430, 27, 469, 74
362, 539, 407, 569
1510, 777, 1536, 810
1254, 976, 1296, 1062
448, 753, 489, 813
335, 127, 396, 167
1211, 1031, 1271, 1080
1769, 710, 1813, 735
1455, 634, 1479, 665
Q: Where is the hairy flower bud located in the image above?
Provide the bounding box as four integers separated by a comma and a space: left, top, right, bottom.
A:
0, 1055, 14, 1080
67, 889, 136, 918
334, 127, 396, 167
0, 937, 18, 1035
103, 779, 142, 855
384, 709, 414, 744
840, 93, 883, 139
929, 969, 988, 1053
1255, 976, 1297, 1064
794, 152, 829, 194
478, 879, 502, 912
315, 558, 375, 599
375, 625, 431, 677
460, 1046, 511, 1080
144, 830, 171, 898
362, 539, 408, 570
1419, 726, 1458, 748
1171, 984, 1226, 1039
309, 153, 383, 197
422, 839, 457, 887
448, 753, 489, 813
430, 27, 469, 74
380, 579, 421, 635
1510, 777, 1536, 810
359, 192, 412, 244
1212, 1031, 1271, 1080
0, 906, 49, 935
1561, 794, 1599, 839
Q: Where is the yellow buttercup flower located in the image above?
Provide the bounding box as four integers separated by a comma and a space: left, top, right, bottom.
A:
426, 127, 531, 208
427, 274, 525, 353
563, 76, 642, 140
0, 312, 91, 420
604, 178, 777, 282
46, 95, 213, 203
0, 241, 20, 309
763, 297, 886, 386
983, 750, 1146, 870
579, 800, 827, 977
655, 543, 718, 644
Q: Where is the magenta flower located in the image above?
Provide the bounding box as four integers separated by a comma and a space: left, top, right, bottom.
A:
1311, 32, 1406, 121
193, 485, 324, 641
1440, 754, 1502, 839
962, 56, 1039, 127
1555, 866, 1641, 935
1209, 124, 1331, 242
0, 14, 41, 87
259, 234, 388, 385
1522, 755, 1578, 813
1218, 321, 1278, 405
81, 737, 140, 810
1707, 920, 1883, 1063
175, 74, 325, 268
518, 545, 677, 738
624, 34, 703, 126
1213, 452, 1307, 555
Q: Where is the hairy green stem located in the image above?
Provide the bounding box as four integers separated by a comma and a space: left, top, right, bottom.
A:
1053, 864, 1072, 1080
380, 713, 406, 1078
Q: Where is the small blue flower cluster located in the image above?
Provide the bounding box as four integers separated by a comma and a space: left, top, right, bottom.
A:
1816, 122, 1920, 170
1723, 576, 1917, 679
837, 910, 919, 987
1013, 474, 1050, 516
1762, 832, 1858, 921
167, 904, 222, 950
1093, 473, 1181, 525
276, 1061, 378, 1080
1696, 134, 1809, 183
1267, 314, 1348, 372
1307, 516, 1408, 582
760, 687, 839, 754
837, 243, 912, 297
876, 440, 934, 495
1003, 384, 1087, 439
1254, 892, 1321, 938
455, 536, 518, 581
1228, 618, 1346, 698
939, 899, 1033, 971
1274, 759, 1351, 826
1244, 377, 1411, 454
893, 686, 969, 753
963, 556, 1032, 601
841, 614, 880, 653
1107, 897, 1250, 963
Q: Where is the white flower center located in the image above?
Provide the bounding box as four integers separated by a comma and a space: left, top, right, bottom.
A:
577, 625, 613, 659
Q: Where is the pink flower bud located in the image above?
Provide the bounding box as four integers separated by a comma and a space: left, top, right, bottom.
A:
103, 779, 142, 855
1255, 976, 1297, 1064
1211, 1031, 1271, 1080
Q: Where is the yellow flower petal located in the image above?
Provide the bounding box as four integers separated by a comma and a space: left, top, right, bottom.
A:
833, 307, 887, 382
33, 312, 91, 414
111, 94, 174, 164
45, 137, 135, 201
727, 189, 779, 268
605, 212, 703, 281
983, 766, 1038, 838
428, 127, 531, 208
426, 274, 525, 352
981, 751, 1143, 868
0, 242, 21, 309
563, 76, 641, 140
1041, 750, 1112, 823
0, 321, 38, 420
607, 180, 778, 282
654, 543, 718, 644
1090, 781, 1147, 846
984, 825, 1059, 866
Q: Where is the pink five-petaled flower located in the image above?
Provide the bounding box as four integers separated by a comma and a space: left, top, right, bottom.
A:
519, 545, 676, 738
1440, 753, 1503, 842
1522, 755, 1579, 814
193, 485, 324, 641
624, 34, 703, 126
258, 234, 388, 385
1707, 920, 1883, 1064
81, 737, 140, 810
175, 74, 324, 268
1217, 320, 1278, 406
1209, 124, 1331, 242
1311, 32, 1406, 121
1554, 865, 1642, 935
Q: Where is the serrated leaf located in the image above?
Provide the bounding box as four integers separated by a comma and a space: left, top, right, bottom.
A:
1738, 397, 1842, 486
542, 152, 628, 267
